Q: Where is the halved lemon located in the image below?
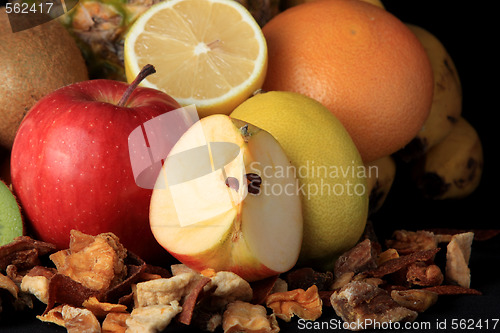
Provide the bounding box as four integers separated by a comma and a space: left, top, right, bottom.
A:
124, 0, 268, 117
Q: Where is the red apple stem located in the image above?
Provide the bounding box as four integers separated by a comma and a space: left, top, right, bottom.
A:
117, 64, 156, 107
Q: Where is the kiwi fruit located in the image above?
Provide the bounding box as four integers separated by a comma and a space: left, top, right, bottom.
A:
0, 180, 23, 246
0, 8, 89, 149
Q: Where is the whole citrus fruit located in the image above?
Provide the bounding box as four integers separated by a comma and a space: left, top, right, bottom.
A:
231, 91, 368, 267
262, 0, 433, 162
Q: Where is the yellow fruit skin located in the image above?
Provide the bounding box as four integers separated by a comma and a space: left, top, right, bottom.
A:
365, 155, 396, 215
359, 0, 384, 8
399, 24, 462, 161
231, 91, 368, 267
412, 117, 483, 200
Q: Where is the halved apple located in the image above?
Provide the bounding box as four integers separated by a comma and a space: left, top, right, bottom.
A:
150, 114, 303, 281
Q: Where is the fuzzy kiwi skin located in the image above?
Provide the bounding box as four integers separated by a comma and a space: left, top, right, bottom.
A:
0, 9, 89, 149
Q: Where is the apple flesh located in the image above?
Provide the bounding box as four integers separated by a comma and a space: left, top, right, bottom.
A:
10, 70, 183, 262
149, 114, 303, 281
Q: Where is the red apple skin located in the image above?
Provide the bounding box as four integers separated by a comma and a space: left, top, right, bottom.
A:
174, 252, 281, 282
10, 80, 181, 262
166, 248, 280, 282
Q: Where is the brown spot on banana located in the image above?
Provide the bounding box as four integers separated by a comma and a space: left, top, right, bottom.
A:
411, 117, 483, 200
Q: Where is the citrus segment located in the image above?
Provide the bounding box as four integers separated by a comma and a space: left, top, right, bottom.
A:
124, 0, 267, 117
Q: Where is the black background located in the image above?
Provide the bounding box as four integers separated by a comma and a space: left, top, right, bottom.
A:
1, 0, 499, 332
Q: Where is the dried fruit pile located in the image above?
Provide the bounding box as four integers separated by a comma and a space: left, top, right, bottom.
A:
0, 226, 495, 332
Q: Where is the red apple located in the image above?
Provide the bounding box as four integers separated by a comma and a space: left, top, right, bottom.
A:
10, 65, 184, 262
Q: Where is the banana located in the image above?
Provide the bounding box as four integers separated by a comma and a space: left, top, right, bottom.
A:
411, 117, 483, 200
360, 0, 385, 8
365, 155, 397, 215
398, 24, 463, 162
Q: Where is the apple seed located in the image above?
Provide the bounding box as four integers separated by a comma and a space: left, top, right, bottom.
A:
246, 173, 262, 195
225, 177, 240, 191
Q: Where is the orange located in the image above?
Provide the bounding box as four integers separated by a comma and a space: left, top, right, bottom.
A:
262, 0, 433, 162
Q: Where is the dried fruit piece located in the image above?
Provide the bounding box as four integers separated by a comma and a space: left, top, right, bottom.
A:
377, 248, 399, 266
50, 230, 127, 292
270, 278, 288, 294
385, 230, 438, 255
62, 305, 102, 333
11, 291, 33, 311
366, 248, 440, 278
223, 301, 279, 333
82, 296, 128, 319
5, 264, 23, 284
144, 264, 172, 278
138, 264, 171, 282
37, 305, 65, 327
0, 272, 18, 299
45, 274, 101, 314
137, 272, 162, 282
102, 312, 130, 333
423, 285, 482, 295
170, 263, 197, 276
125, 301, 182, 333
391, 289, 438, 312
177, 276, 212, 326
103, 254, 146, 304
358, 220, 381, 252
201, 268, 217, 278
203, 271, 253, 309
405, 262, 444, 287
434, 234, 453, 243
266, 285, 322, 322
446, 232, 474, 288
330, 281, 418, 331
21, 274, 50, 304
250, 275, 279, 305
334, 239, 378, 278
0, 236, 56, 271
426, 228, 500, 242
27, 265, 57, 279
319, 290, 334, 307
331, 272, 355, 291
351, 274, 384, 288
286, 267, 334, 291
191, 308, 223, 332
38, 304, 102, 332
68, 230, 98, 252
133, 272, 196, 308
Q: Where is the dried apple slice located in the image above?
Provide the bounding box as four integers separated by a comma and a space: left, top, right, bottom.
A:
0, 180, 23, 246
150, 114, 303, 282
